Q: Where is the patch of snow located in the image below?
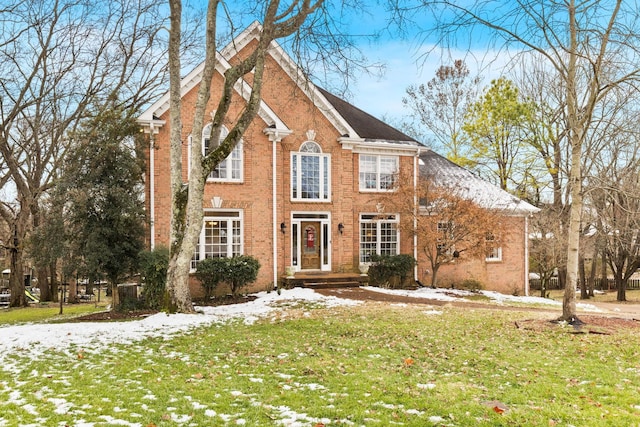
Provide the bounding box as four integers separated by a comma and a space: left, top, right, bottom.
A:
0, 289, 359, 369
417, 383, 436, 390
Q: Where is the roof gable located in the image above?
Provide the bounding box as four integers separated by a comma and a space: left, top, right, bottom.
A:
139, 22, 419, 150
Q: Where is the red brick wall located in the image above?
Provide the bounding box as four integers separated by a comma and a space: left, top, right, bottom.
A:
416, 215, 529, 295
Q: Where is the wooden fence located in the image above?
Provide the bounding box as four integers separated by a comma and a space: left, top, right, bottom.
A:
530, 277, 640, 291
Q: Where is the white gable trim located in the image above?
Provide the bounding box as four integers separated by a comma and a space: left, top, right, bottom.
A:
220, 21, 358, 138
263, 41, 359, 139
139, 37, 288, 131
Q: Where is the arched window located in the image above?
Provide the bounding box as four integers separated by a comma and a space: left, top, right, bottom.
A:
291, 141, 331, 201
203, 124, 243, 182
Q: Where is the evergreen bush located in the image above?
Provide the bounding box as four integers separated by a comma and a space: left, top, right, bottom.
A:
138, 246, 169, 309
368, 254, 416, 288
196, 255, 261, 298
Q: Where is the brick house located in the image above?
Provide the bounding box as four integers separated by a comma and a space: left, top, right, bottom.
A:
138, 23, 538, 296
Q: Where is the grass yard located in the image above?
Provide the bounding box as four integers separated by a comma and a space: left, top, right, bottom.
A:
0, 301, 110, 325
1, 300, 639, 426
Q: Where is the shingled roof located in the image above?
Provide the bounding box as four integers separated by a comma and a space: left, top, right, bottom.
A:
317, 87, 419, 144
419, 150, 539, 215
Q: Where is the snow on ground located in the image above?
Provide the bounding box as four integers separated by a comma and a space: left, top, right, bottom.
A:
0, 286, 603, 369
362, 286, 604, 312
0, 288, 360, 367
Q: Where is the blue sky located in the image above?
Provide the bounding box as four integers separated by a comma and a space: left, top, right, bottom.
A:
216, 1, 508, 127
346, 40, 508, 121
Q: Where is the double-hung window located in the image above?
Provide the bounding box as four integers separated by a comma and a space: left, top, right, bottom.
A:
359, 214, 399, 263
203, 124, 243, 182
191, 211, 243, 270
485, 232, 502, 262
359, 154, 398, 191
291, 141, 331, 201
436, 221, 454, 256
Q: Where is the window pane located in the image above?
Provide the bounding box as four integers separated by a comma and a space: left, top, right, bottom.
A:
292, 155, 298, 199
380, 222, 398, 255
191, 213, 243, 269
301, 155, 320, 199
359, 155, 377, 190
379, 157, 398, 189
323, 157, 329, 200
292, 223, 298, 266
204, 127, 242, 181
360, 222, 377, 263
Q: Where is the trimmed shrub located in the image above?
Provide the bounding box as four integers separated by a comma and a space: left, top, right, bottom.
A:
138, 246, 169, 310
195, 257, 222, 300
196, 255, 261, 298
455, 278, 484, 292
368, 254, 416, 289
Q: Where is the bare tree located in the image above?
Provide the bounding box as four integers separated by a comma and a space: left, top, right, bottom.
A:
402, 60, 480, 159
0, 0, 169, 306
529, 204, 567, 298
588, 134, 640, 301
413, 0, 640, 321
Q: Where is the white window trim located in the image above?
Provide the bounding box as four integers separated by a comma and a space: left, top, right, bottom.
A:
200, 124, 244, 183
290, 142, 331, 202
190, 210, 244, 271
359, 213, 400, 263
359, 154, 399, 192
486, 246, 503, 262
485, 233, 502, 262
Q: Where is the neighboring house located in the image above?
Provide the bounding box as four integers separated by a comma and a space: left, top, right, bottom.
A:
138, 22, 538, 297
418, 151, 540, 295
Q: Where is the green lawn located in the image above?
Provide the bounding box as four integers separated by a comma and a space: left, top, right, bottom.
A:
0, 301, 638, 426
0, 301, 110, 325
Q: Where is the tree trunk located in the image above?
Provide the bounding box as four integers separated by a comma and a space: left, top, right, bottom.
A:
601, 249, 608, 291
9, 247, 27, 307
429, 264, 440, 288
615, 271, 626, 301
561, 0, 582, 322
49, 262, 59, 303
588, 254, 597, 297
165, 241, 197, 313
579, 255, 588, 299
36, 266, 50, 302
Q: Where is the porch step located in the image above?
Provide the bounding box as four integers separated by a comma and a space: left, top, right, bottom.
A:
283, 273, 367, 289
302, 281, 361, 289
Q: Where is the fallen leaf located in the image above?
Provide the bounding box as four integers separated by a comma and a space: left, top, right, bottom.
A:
404, 358, 414, 366
482, 400, 508, 414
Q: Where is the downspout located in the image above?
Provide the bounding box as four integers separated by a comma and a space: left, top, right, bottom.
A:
149, 122, 156, 250
264, 127, 292, 289
413, 152, 419, 282
272, 137, 278, 289
524, 215, 530, 296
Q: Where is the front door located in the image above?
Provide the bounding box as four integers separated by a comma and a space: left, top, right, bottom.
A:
301, 221, 321, 270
